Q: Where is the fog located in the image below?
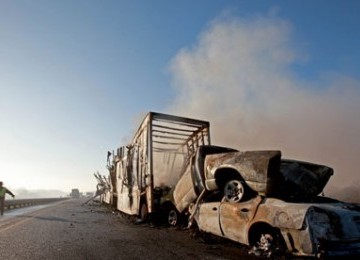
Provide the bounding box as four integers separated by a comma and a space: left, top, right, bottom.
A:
12, 188, 69, 199
168, 14, 360, 202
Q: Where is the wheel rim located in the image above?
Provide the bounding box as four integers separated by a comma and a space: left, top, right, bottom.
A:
258, 234, 274, 251
168, 209, 178, 226
249, 229, 286, 258
224, 180, 244, 203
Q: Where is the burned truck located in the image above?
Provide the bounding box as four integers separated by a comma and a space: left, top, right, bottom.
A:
103, 112, 360, 257
70, 188, 80, 199
105, 112, 210, 222
172, 146, 360, 258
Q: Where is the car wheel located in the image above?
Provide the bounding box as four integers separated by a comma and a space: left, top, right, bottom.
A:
249, 229, 286, 258
168, 208, 179, 226
224, 179, 245, 203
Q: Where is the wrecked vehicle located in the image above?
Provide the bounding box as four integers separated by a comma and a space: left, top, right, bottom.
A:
105, 112, 210, 224
173, 145, 360, 258
192, 193, 360, 258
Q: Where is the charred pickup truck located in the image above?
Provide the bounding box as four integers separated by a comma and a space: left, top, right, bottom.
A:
172, 145, 360, 258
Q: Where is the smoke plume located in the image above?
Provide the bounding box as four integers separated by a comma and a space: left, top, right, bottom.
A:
168, 14, 360, 201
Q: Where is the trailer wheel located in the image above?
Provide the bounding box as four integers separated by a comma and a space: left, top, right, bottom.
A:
139, 203, 148, 222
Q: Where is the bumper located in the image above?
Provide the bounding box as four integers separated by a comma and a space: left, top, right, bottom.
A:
317, 239, 360, 258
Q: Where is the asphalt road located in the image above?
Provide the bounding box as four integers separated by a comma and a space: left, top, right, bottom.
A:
0, 198, 259, 260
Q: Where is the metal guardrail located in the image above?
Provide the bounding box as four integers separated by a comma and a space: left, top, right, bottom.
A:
4, 198, 70, 211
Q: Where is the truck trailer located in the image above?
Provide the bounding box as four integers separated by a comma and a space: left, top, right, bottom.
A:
105, 112, 210, 222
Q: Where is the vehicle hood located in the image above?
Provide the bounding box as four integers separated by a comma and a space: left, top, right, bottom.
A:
260, 197, 360, 234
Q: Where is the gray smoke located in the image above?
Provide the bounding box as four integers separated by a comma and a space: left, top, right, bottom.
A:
168, 14, 360, 201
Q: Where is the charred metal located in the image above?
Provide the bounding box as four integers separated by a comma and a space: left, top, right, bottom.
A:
96, 112, 360, 258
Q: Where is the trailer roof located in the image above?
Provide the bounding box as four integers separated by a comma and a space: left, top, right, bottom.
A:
133, 112, 210, 153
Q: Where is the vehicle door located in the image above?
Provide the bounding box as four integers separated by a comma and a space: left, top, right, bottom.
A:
197, 202, 223, 237
219, 195, 262, 244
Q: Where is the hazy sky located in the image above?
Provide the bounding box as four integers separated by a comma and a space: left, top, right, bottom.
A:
1, 1, 359, 195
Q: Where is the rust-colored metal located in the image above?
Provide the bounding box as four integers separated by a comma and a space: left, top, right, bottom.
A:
173, 146, 360, 258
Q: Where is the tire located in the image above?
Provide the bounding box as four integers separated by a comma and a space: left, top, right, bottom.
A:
164, 203, 183, 227
223, 179, 245, 203
168, 208, 179, 226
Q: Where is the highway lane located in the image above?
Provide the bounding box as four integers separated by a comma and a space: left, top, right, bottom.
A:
0, 199, 257, 260
0, 204, 53, 233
